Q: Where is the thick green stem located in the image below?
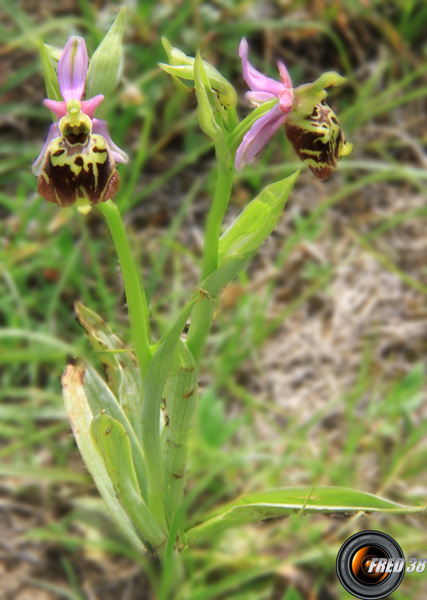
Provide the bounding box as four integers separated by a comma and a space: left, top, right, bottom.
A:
186, 148, 234, 364
98, 200, 152, 380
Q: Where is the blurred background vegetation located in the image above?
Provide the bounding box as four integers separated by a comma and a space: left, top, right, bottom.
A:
1, 0, 427, 598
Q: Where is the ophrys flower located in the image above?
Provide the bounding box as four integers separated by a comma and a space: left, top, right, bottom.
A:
235, 38, 352, 179
33, 36, 128, 212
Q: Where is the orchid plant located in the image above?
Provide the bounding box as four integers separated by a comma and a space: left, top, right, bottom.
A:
33, 8, 422, 576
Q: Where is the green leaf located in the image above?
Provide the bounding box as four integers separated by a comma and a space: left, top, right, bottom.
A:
62, 363, 145, 552
202, 256, 249, 297
218, 171, 299, 265
75, 302, 142, 438
90, 412, 167, 552
38, 41, 61, 107
160, 339, 198, 524
141, 294, 198, 520
186, 486, 424, 545
192, 173, 299, 302
186, 172, 297, 359
82, 362, 148, 501
86, 7, 126, 117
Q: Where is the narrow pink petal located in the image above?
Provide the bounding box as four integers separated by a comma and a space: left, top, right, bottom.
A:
81, 94, 104, 119
278, 88, 293, 114
246, 90, 276, 106
43, 99, 68, 120
277, 60, 292, 89
92, 119, 129, 163
58, 36, 88, 101
239, 38, 283, 97
32, 123, 60, 175
44, 94, 104, 120
234, 104, 287, 171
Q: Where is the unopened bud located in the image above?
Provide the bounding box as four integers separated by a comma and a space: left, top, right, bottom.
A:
86, 7, 127, 117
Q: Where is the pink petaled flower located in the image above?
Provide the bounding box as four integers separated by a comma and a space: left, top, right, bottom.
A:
235, 38, 352, 179
235, 38, 293, 171
32, 36, 128, 177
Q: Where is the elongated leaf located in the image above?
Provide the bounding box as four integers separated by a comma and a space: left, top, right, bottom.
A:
141, 295, 198, 518
75, 302, 141, 438
82, 362, 148, 501
90, 412, 167, 552
218, 171, 299, 264
161, 339, 198, 524
62, 363, 145, 552
186, 486, 424, 545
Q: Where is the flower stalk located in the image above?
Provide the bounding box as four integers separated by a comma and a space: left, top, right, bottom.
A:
97, 200, 152, 380
186, 154, 235, 366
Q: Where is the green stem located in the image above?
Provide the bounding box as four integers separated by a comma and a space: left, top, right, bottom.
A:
98, 200, 152, 380
184, 296, 216, 367
186, 147, 234, 364
201, 155, 234, 280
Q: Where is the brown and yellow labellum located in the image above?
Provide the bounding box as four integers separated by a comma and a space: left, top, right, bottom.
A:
37, 132, 119, 208
285, 101, 352, 180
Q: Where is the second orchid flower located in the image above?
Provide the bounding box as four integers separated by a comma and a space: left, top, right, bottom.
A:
235, 38, 352, 179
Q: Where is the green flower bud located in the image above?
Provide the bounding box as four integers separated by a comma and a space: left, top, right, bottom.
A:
194, 51, 225, 143
159, 38, 237, 109
86, 7, 127, 117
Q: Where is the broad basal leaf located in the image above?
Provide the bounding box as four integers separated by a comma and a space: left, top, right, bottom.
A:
62, 363, 145, 552
91, 412, 167, 553
82, 361, 148, 501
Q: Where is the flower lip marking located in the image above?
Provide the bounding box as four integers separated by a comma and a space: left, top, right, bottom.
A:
37, 133, 119, 208
285, 99, 352, 180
